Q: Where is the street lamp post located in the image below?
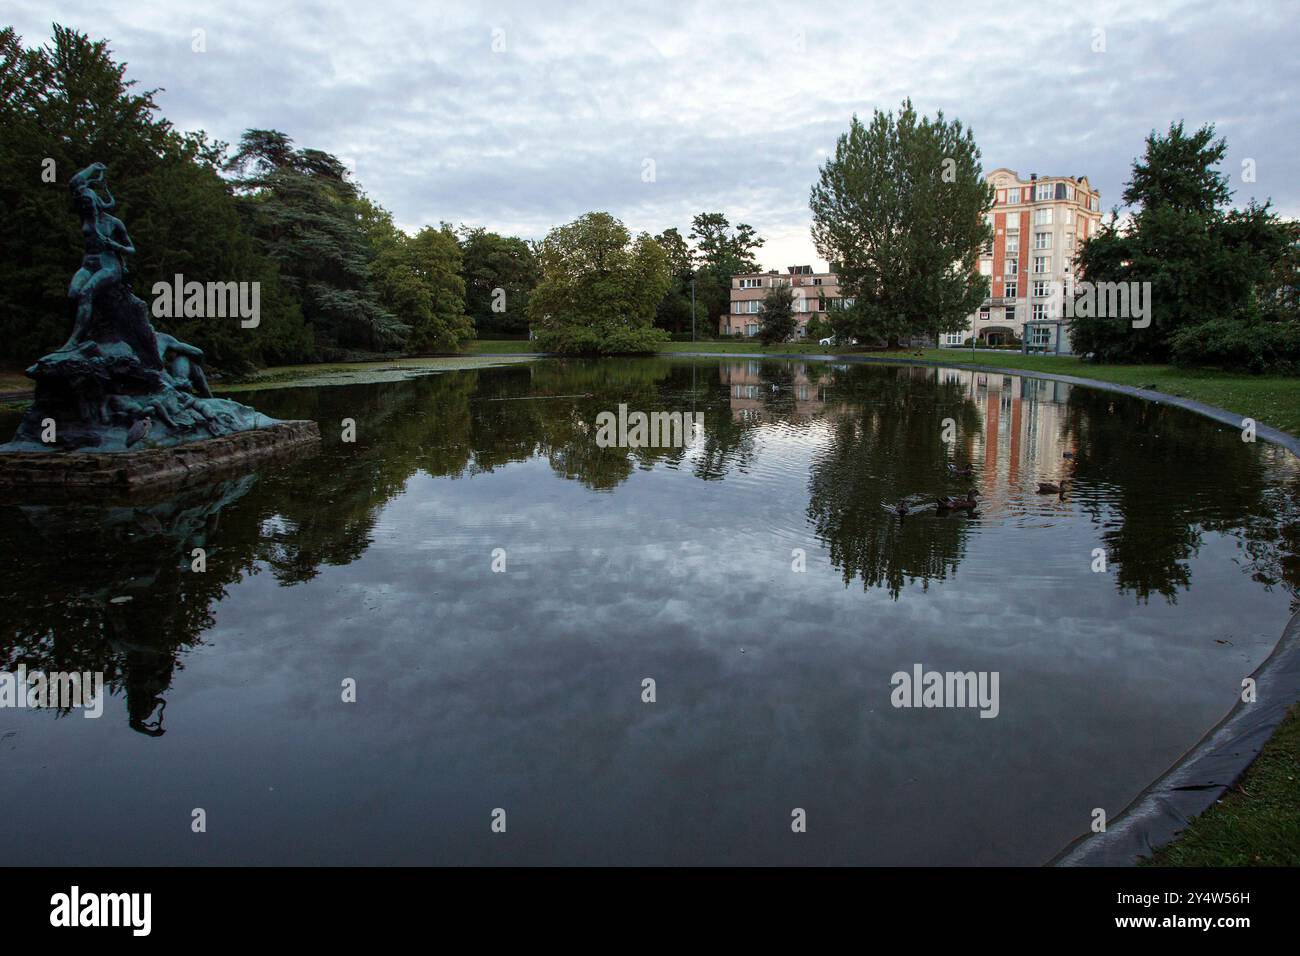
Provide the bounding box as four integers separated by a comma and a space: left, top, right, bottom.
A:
691, 278, 696, 343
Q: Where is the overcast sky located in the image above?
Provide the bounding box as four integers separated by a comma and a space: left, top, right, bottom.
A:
11, 0, 1299, 270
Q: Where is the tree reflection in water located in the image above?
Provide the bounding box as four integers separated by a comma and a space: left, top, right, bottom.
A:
2, 358, 1297, 736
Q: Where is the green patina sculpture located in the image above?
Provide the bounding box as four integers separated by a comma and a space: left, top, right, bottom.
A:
0, 162, 276, 453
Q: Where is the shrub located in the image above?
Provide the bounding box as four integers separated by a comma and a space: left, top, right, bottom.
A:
1170, 315, 1300, 373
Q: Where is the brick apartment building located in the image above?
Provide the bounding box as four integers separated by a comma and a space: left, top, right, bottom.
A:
943, 168, 1102, 352
718, 265, 847, 337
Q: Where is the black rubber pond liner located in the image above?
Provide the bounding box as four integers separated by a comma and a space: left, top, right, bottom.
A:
670, 350, 1300, 865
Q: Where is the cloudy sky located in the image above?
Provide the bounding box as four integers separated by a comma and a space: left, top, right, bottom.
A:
12, 0, 1299, 269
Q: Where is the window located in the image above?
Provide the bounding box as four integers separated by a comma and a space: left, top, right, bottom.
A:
732, 302, 742, 313
1035, 182, 1053, 201
1032, 304, 1050, 321
1033, 208, 1053, 225
1063, 209, 1075, 225
739, 277, 763, 289
745, 323, 759, 336
1033, 231, 1051, 250
1064, 232, 1075, 250
1090, 195, 1099, 211
979, 260, 992, 276
1034, 255, 1051, 274
1006, 260, 1018, 276
1005, 235, 1019, 254
1007, 187, 1020, 203
1005, 305, 1017, 322
747, 300, 761, 313
1032, 280, 1051, 297
1056, 183, 1070, 201
1030, 325, 1052, 346
1004, 281, 1017, 299
978, 307, 990, 322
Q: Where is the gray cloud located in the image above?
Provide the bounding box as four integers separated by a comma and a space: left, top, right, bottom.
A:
10, 0, 1299, 268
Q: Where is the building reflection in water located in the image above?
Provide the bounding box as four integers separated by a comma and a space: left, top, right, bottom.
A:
720, 358, 1077, 470
3, 359, 1297, 740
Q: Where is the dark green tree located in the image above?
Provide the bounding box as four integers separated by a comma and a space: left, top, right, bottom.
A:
688, 213, 764, 330
810, 99, 991, 347
528, 212, 670, 355
757, 285, 797, 344
370, 218, 474, 353
1072, 122, 1298, 368
226, 129, 404, 354
0, 25, 310, 370
653, 227, 697, 335
459, 227, 540, 337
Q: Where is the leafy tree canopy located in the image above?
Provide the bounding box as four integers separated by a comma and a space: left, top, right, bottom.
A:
528, 212, 671, 354
1072, 121, 1298, 369
810, 98, 991, 347
459, 226, 540, 337
0, 25, 310, 370
758, 285, 797, 345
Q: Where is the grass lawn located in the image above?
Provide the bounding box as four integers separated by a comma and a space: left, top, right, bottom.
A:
1144, 704, 1300, 866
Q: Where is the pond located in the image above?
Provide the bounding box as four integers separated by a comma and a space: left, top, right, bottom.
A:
2, 357, 1297, 865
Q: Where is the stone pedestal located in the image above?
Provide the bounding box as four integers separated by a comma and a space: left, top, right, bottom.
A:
0, 420, 320, 490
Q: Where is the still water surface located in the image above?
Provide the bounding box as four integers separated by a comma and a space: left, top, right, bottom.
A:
2, 358, 1297, 864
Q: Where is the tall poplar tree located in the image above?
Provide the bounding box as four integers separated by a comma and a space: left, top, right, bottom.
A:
810, 99, 992, 347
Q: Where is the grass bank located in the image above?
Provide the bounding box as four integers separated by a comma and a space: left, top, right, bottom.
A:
1144, 704, 1300, 866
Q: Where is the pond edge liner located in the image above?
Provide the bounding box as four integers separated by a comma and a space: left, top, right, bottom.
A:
664, 349, 1300, 866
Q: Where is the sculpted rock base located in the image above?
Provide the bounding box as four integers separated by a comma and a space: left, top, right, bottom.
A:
1, 285, 277, 454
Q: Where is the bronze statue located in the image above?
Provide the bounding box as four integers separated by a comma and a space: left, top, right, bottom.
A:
0, 162, 279, 453
62, 162, 136, 352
